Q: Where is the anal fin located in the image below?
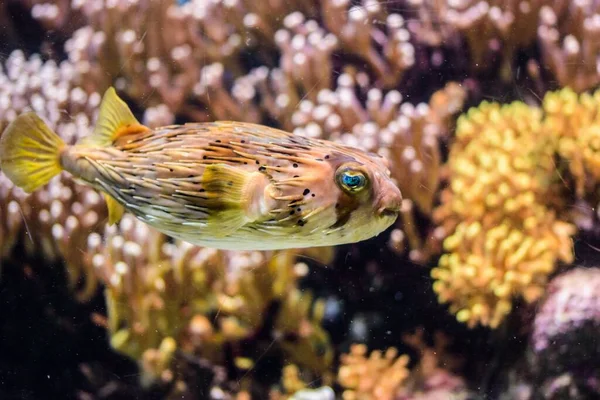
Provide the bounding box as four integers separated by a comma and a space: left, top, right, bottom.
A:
104, 193, 125, 225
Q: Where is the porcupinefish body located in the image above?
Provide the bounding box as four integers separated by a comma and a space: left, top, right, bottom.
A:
0, 88, 402, 250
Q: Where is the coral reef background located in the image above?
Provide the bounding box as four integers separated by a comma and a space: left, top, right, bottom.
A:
1, 0, 600, 399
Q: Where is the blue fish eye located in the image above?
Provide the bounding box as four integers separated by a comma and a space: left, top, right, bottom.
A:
342, 173, 363, 187
337, 169, 368, 193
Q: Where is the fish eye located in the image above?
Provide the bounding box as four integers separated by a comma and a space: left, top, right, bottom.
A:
335, 165, 369, 193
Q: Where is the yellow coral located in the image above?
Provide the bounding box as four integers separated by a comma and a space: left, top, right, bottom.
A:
433, 100, 576, 328
543, 87, 600, 196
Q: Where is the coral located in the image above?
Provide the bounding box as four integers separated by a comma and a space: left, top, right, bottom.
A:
338, 343, 411, 400
268, 364, 335, 400
65, 0, 257, 113
538, 2, 600, 92
87, 214, 332, 390
408, 0, 566, 73
433, 100, 576, 328
408, 0, 600, 92
61, 0, 417, 121
337, 330, 468, 400
20, 0, 85, 37
529, 267, 600, 399
0, 50, 107, 299
396, 329, 467, 400
543, 87, 600, 198
531, 267, 600, 369
7, 0, 600, 398
320, 1, 415, 87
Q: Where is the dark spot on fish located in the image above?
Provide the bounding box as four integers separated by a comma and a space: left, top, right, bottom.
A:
241, 140, 246, 143
203, 156, 207, 159
293, 163, 298, 168
297, 219, 305, 226
293, 175, 299, 178
255, 160, 260, 165
315, 343, 327, 357
199, 189, 205, 192
244, 162, 248, 165
335, 203, 339, 209
325, 155, 330, 159
290, 210, 295, 215
188, 175, 194, 178
277, 165, 281, 168
303, 189, 310, 196
311, 193, 316, 197
169, 168, 174, 172
297, 208, 301, 212
215, 140, 221, 143
227, 181, 233, 186
259, 166, 267, 172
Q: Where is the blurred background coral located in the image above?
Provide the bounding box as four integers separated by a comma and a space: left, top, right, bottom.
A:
1, 0, 600, 399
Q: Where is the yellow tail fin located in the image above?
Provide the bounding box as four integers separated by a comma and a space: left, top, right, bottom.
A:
0, 113, 66, 193
78, 87, 149, 147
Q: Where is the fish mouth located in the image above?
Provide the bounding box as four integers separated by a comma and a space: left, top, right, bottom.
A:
379, 208, 399, 219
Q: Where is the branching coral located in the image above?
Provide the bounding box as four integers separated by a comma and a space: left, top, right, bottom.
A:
408, 0, 567, 72
433, 99, 576, 328
538, 2, 600, 92
408, 0, 600, 93
60, 0, 418, 122
0, 50, 107, 299
320, 1, 415, 87
87, 214, 332, 390
20, 0, 85, 37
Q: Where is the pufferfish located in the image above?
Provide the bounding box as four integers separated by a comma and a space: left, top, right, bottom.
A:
0, 88, 402, 250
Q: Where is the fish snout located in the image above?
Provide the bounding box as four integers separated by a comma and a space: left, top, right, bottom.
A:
376, 184, 402, 217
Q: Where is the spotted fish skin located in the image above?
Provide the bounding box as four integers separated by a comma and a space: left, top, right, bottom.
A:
0, 88, 402, 250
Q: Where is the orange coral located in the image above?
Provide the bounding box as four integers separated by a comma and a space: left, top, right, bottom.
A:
337, 330, 467, 400
338, 343, 410, 400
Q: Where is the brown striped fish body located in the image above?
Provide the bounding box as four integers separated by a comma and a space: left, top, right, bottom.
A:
0, 88, 402, 250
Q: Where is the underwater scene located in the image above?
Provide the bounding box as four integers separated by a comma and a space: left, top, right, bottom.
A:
1, 0, 600, 399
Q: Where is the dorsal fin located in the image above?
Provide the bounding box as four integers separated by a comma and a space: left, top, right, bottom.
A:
78, 87, 150, 147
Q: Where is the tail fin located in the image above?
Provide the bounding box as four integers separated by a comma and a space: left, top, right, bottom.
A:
0, 113, 66, 192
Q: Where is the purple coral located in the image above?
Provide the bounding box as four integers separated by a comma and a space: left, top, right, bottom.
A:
530, 267, 600, 398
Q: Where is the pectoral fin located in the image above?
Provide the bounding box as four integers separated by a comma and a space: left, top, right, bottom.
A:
201, 164, 268, 237
104, 193, 125, 225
